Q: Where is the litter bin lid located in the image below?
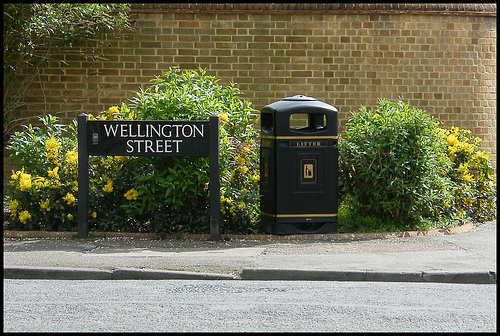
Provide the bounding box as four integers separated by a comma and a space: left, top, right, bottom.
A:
282, 95, 317, 101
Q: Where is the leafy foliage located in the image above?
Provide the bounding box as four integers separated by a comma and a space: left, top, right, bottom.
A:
6, 93, 495, 235
123, 68, 261, 234
5, 68, 261, 235
3, 3, 131, 141
339, 99, 451, 225
338, 99, 496, 232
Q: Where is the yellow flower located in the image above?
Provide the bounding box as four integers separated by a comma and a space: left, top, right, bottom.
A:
65, 151, 78, 166
114, 156, 126, 162
11, 170, 20, 180
9, 200, 19, 215
51, 179, 61, 189
34, 176, 49, 188
39, 199, 51, 211
48, 167, 59, 178
91, 211, 97, 219
458, 163, 475, 183
372, 113, 380, 118
103, 180, 114, 193
220, 113, 228, 122
252, 174, 260, 181
473, 151, 490, 163
109, 106, 120, 114
235, 156, 245, 165
437, 128, 449, 137
63, 192, 76, 205
67, 214, 73, 220
19, 172, 32, 191
19, 210, 31, 224
124, 188, 139, 200
447, 133, 458, 146
45, 137, 60, 153
462, 173, 474, 183
238, 166, 248, 174
238, 202, 244, 209
473, 136, 482, 147
221, 195, 232, 204
108, 106, 120, 120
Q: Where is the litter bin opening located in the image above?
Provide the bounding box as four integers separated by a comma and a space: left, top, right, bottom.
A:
261, 112, 274, 133
289, 113, 327, 131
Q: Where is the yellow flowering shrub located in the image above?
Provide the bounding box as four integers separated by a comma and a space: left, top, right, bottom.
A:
218, 137, 260, 231
438, 126, 496, 222
5, 116, 79, 230
2, 105, 188, 233
5, 114, 131, 232
6, 70, 261, 235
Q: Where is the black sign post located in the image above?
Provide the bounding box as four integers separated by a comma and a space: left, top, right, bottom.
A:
77, 114, 90, 239
77, 114, 220, 240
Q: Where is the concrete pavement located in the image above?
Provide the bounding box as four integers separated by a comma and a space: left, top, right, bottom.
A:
3, 220, 496, 284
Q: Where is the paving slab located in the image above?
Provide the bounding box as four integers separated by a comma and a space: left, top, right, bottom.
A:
3, 220, 496, 283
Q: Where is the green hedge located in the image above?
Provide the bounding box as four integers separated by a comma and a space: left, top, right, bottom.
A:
338, 99, 496, 232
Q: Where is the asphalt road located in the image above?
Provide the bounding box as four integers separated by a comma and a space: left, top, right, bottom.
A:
3, 279, 496, 332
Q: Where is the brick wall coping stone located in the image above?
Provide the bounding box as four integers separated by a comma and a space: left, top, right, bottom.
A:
130, 3, 496, 16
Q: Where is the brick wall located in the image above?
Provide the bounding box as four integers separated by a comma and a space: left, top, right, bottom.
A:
4, 4, 497, 181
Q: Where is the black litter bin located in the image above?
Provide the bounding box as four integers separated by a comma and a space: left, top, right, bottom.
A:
260, 95, 338, 234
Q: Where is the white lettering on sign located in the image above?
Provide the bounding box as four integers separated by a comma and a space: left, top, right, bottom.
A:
126, 139, 183, 154
103, 123, 204, 139
94, 122, 208, 156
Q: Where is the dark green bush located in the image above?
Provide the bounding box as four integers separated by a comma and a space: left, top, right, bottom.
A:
339, 99, 453, 230
122, 68, 261, 234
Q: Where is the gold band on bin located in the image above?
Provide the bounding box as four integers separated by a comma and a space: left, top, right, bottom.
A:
262, 213, 338, 218
261, 135, 338, 140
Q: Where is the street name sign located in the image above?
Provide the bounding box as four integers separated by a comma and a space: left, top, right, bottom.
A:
77, 114, 220, 240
